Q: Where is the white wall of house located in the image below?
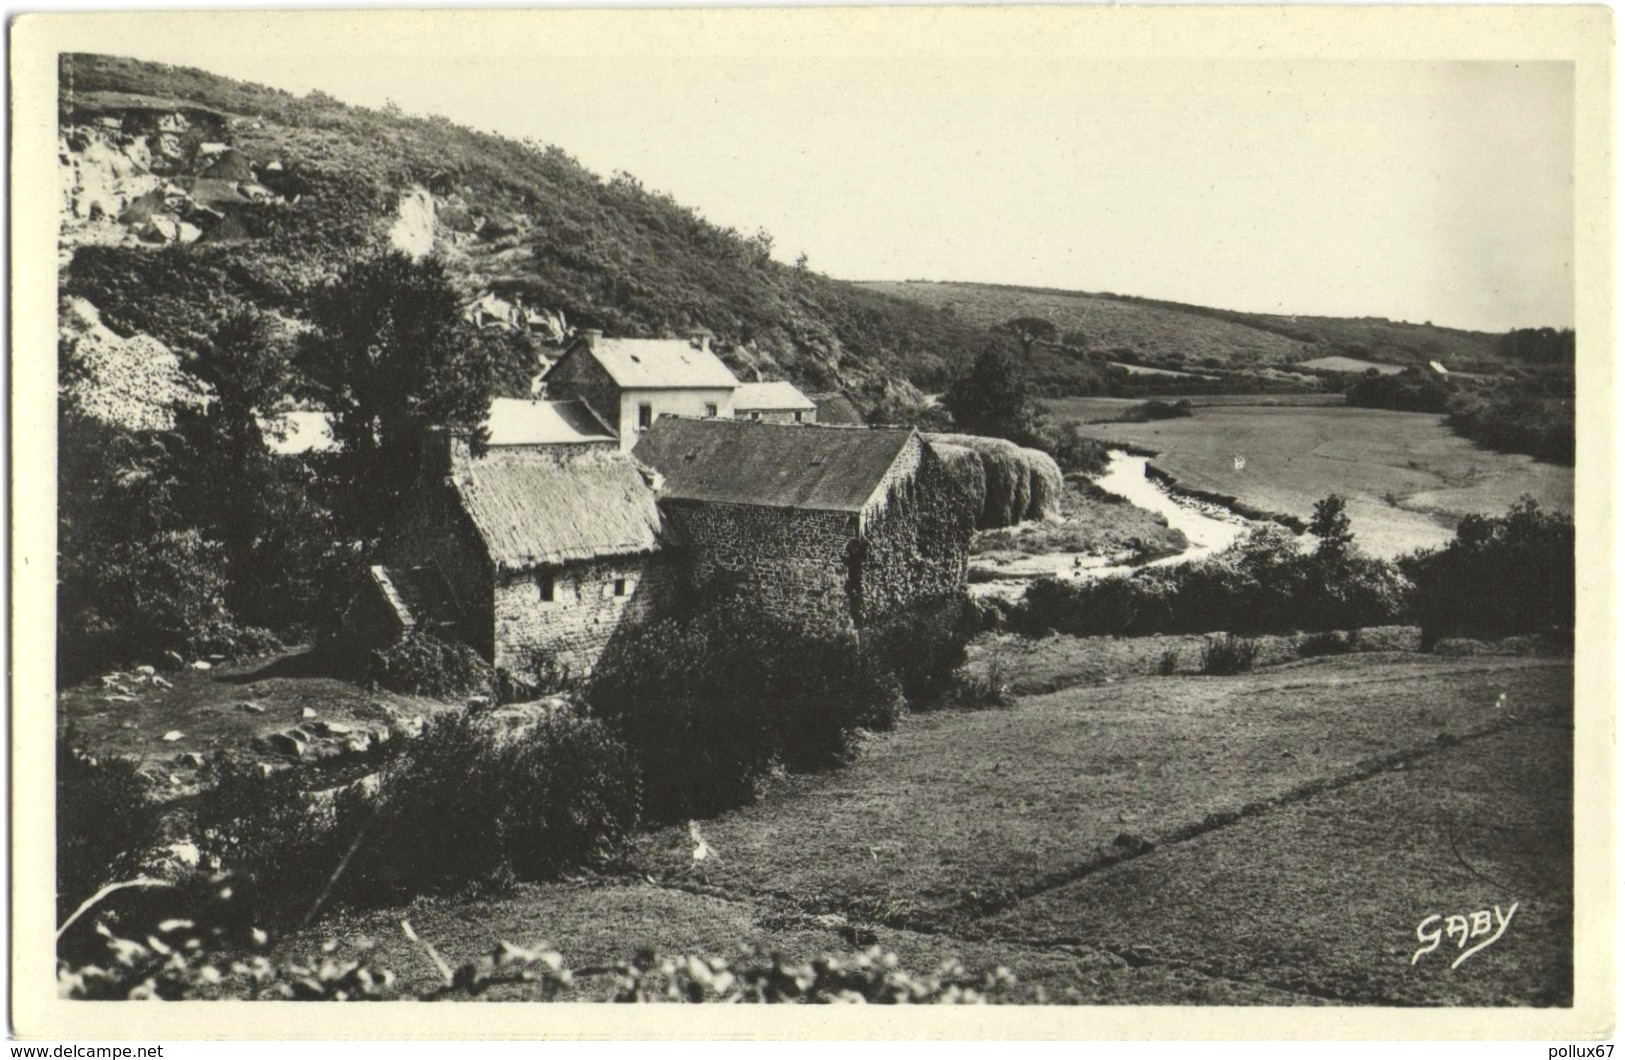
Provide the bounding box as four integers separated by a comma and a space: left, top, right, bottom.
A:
617, 387, 735, 450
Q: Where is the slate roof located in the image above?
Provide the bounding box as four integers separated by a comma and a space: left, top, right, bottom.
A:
486, 398, 615, 446
634, 418, 916, 513
731, 381, 816, 412
452, 447, 661, 570
560, 337, 740, 390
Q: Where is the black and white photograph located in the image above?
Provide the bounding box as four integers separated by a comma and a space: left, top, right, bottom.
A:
9, 5, 1614, 1041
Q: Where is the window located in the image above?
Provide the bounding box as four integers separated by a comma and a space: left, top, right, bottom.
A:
614, 577, 628, 598
704, 403, 718, 418
638, 403, 654, 430
750, 411, 762, 421
793, 410, 804, 423
538, 569, 555, 602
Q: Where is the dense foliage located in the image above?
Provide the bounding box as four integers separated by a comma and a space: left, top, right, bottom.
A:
56, 736, 163, 922
1344, 364, 1574, 466
59, 884, 1025, 1002
587, 598, 906, 818
1400, 498, 1574, 645
1012, 508, 1412, 639
940, 336, 1109, 474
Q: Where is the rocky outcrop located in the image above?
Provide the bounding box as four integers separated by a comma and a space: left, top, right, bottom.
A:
927, 433, 1063, 529
388, 184, 437, 259
59, 296, 207, 431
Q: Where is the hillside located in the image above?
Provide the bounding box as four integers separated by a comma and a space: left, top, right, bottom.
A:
857, 280, 1523, 390
57, 53, 990, 409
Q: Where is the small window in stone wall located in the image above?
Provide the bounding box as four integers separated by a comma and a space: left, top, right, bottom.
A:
704, 403, 718, 417
614, 577, 629, 597
538, 569, 556, 603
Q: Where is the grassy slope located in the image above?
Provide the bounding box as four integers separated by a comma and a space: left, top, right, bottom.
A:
1053, 404, 1575, 557
300, 648, 1570, 1004
859, 280, 1511, 376
61, 54, 989, 401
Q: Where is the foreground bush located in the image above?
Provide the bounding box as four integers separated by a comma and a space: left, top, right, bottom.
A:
1199, 634, 1259, 675
1402, 497, 1574, 646
56, 736, 163, 924
60, 889, 1024, 1003
369, 633, 498, 700
588, 600, 905, 819
348, 707, 641, 895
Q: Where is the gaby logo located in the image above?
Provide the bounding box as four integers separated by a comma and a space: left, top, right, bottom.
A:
1412, 902, 1518, 969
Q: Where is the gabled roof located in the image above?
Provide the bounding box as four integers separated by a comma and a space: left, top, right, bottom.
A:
553, 337, 740, 390
453, 447, 661, 570
369, 565, 462, 635
486, 398, 615, 446
731, 380, 816, 412
634, 418, 916, 514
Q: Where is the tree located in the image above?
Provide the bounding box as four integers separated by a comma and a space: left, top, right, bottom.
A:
941, 337, 1041, 441
297, 252, 495, 549
1003, 316, 1058, 356
1309, 494, 1355, 565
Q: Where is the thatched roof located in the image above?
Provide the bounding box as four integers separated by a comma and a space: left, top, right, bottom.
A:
731, 381, 815, 412
555, 337, 740, 390
634, 418, 916, 513
452, 448, 661, 570
486, 398, 615, 446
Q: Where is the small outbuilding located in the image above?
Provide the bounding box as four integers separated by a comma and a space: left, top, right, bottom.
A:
730, 381, 817, 424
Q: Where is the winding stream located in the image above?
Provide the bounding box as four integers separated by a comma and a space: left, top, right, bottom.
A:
969, 450, 1253, 598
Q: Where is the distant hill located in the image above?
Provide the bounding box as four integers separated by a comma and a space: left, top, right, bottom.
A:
856, 280, 1521, 386
57, 53, 991, 412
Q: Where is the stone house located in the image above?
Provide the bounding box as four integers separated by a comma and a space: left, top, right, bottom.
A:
541, 331, 739, 451
633, 418, 972, 634
730, 381, 817, 424
352, 421, 666, 680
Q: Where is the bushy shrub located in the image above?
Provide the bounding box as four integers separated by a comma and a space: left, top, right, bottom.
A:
863, 595, 980, 702
1012, 515, 1411, 639
1402, 498, 1574, 646
369, 633, 498, 701
191, 756, 348, 929
56, 736, 162, 923
1297, 630, 1354, 657
1199, 634, 1258, 675
1117, 399, 1194, 423
588, 600, 904, 819
347, 707, 641, 896
1156, 646, 1181, 675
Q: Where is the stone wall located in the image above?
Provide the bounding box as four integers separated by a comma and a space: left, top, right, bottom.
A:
855, 437, 975, 625
545, 348, 623, 440
492, 553, 671, 681
661, 500, 859, 634
383, 478, 495, 657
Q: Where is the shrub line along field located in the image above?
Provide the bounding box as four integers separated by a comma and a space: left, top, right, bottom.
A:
294, 646, 1571, 1005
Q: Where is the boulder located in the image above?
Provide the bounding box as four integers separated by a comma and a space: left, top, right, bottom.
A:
161, 730, 184, 742
264, 731, 307, 758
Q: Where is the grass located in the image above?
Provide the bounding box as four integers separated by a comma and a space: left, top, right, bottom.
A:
975, 723, 1572, 1005
969, 478, 1188, 562
1051, 404, 1574, 557
289, 648, 1570, 1004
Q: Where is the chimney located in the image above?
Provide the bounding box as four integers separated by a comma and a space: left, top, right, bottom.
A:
421, 426, 470, 480
581, 329, 603, 350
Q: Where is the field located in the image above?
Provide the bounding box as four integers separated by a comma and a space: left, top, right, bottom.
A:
301, 646, 1572, 1005
1045, 394, 1345, 424
1046, 403, 1574, 557
1298, 355, 1408, 375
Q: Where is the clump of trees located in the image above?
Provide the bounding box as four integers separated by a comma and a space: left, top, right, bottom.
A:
58, 252, 498, 680
940, 333, 1108, 475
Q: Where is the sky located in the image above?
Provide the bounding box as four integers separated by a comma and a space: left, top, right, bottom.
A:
64, 15, 1575, 333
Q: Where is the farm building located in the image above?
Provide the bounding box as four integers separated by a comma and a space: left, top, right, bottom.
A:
633, 418, 974, 633
353, 430, 668, 680
542, 331, 739, 450
730, 380, 817, 423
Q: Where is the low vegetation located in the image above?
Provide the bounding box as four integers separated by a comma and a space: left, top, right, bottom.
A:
1346, 363, 1574, 465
